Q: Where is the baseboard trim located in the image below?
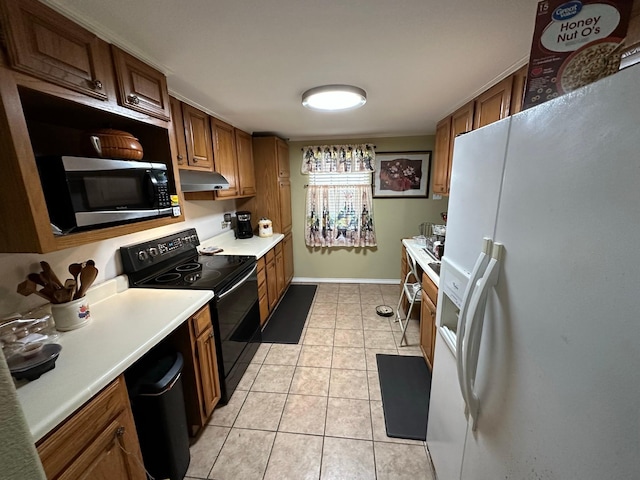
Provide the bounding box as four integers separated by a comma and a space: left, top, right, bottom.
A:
292, 277, 400, 285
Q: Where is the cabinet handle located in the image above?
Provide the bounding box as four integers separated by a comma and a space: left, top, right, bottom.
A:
209, 331, 214, 339
192, 158, 198, 163
92, 79, 103, 90
116, 426, 125, 438
177, 155, 184, 160
127, 94, 140, 105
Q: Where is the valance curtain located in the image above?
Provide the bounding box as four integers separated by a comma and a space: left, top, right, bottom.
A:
301, 144, 376, 174
303, 144, 377, 248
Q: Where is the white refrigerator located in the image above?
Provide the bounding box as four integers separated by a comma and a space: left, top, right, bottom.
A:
426, 64, 640, 480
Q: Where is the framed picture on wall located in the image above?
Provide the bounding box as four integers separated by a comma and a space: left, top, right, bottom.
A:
373, 151, 431, 198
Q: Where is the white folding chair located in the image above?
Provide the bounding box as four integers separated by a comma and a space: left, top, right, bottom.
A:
395, 249, 421, 346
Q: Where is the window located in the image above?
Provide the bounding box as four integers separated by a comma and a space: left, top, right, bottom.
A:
302, 145, 377, 248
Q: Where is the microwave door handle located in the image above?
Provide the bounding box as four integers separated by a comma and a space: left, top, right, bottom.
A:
144, 170, 158, 205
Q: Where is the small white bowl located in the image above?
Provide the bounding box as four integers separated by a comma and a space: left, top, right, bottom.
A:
17, 342, 44, 359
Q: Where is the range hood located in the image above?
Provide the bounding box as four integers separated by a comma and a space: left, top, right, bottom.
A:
179, 170, 230, 192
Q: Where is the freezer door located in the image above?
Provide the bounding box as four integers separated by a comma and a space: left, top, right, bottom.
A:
444, 118, 510, 275
460, 66, 640, 479
427, 328, 467, 480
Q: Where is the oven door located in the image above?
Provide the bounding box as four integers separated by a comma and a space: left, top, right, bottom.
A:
213, 263, 260, 402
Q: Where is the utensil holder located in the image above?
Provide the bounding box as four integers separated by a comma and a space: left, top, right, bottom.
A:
51, 298, 91, 331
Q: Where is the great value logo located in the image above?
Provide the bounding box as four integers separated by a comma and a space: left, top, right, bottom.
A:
553, 1, 583, 21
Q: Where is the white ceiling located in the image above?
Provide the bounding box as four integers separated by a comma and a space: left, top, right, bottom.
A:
45, 0, 538, 141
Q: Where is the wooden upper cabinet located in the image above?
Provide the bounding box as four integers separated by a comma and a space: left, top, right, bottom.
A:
235, 129, 257, 197
278, 178, 292, 234
432, 117, 452, 195
0, 0, 113, 101
451, 101, 474, 139
211, 118, 239, 198
111, 46, 170, 121
181, 103, 214, 170
169, 96, 188, 167
276, 137, 290, 178
473, 75, 513, 129
510, 65, 529, 116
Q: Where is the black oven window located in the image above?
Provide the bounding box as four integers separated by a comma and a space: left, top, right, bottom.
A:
83, 176, 144, 208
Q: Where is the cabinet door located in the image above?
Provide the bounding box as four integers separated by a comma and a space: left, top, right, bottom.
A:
510, 65, 529, 116
37, 376, 145, 480
276, 137, 290, 178
195, 326, 221, 419
278, 179, 292, 234
0, 0, 112, 101
182, 104, 214, 170
432, 117, 452, 195
420, 292, 437, 370
111, 46, 170, 121
283, 232, 294, 286
275, 244, 285, 298
57, 413, 145, 480
448, 101, 475, 193
212, 118, 239, 198
235, 129, 256, 196
266, 250, 278, 311
473, 75, 514, 129
169, 97, 188, 167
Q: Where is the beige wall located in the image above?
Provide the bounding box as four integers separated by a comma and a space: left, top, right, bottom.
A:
289, 136, 448, 282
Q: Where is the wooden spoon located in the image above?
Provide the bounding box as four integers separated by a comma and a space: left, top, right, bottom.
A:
17, 279, 52, 302
69, 263, 82, 297
28, 273, 47, 287
74, 265, 98, 300
40, 261, 63, 289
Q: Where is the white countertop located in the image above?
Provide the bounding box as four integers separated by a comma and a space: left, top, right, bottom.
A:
15, 276, 213, 442
402, 238, 440, 287
200, 230, 284, 258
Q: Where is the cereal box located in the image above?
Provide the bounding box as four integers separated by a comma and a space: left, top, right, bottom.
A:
523, 0, 633, 110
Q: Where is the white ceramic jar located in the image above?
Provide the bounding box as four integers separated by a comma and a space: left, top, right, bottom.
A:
51, 298, 91, 331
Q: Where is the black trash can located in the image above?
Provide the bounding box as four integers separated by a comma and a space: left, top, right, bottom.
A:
127, 350, 190, 480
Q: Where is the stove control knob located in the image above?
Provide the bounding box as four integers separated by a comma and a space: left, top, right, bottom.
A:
137, 250, 148, 261
149, 247, 159, 257
190, 234, 197, 242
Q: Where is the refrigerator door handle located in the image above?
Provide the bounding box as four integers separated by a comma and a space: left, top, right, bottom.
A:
463, 243, 503, 430
456, 237, 493, 413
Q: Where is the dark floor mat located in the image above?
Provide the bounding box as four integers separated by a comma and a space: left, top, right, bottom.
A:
376, 354, 432, 441
261, 284, 317, 344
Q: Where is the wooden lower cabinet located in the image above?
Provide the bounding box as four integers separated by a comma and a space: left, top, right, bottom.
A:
420, 272, 438, 369
275, 242, 285, 298
36, 376, 145, 480
257, 257, 269, 325
167, 305, 221, 436
283, 232, 294, 286
259, 239, 292, 326
266, 249, 278, 311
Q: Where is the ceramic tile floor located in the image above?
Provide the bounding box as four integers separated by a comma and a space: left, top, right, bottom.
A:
184, 282, 436, 480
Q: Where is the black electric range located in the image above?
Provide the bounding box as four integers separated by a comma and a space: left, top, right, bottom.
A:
120, 228, 261, 404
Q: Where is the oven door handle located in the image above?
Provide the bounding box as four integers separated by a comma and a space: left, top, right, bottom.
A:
218, 264, 257, 299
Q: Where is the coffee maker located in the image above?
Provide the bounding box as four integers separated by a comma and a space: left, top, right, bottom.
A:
234, 211, 253, 239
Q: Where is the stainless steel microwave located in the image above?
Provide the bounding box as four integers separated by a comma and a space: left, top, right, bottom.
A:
36, 156, 173, 233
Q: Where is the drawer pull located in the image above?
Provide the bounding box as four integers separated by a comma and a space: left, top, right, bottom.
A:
127, 94, 140, 105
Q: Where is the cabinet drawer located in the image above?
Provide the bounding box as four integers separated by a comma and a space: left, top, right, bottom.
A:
422, 272, 438, 306
258, 278, 267, 299
191, 305, 212, 337
265, 248, 275, 264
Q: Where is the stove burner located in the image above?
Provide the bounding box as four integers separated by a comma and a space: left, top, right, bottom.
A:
175, 263, 200, 272
184, 272, 202, 283
155, 272, 182, 283
201, 270, 222, 281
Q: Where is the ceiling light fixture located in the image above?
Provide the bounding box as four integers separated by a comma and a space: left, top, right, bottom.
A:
302, 85, 367, 112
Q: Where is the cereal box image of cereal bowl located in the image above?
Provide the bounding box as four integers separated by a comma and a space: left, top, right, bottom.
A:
523, 0, 633, 110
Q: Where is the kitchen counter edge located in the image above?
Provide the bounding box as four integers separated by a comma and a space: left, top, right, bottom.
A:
200, 230, 285, 258
16, 275, 213, 443
403, 239, 440, 287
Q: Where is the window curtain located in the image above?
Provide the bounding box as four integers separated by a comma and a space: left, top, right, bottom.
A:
301, 144, 375, 173
303, 144, 377, 248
